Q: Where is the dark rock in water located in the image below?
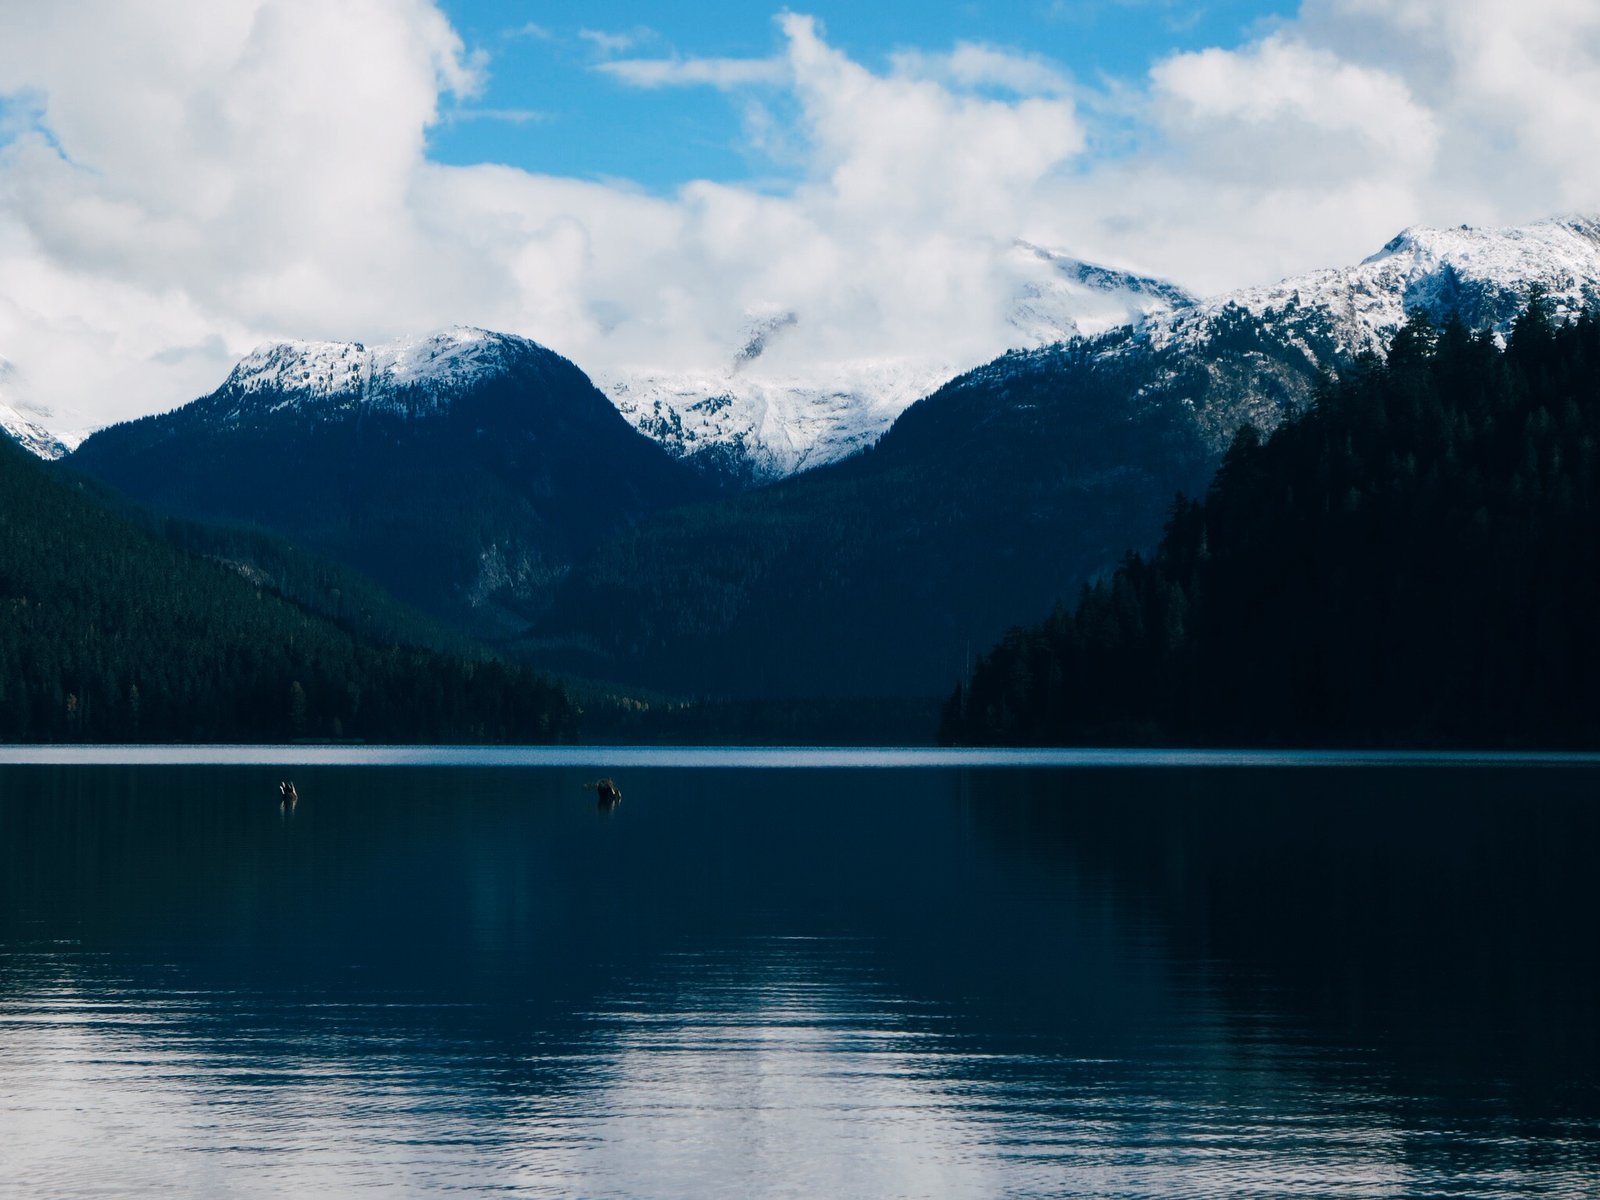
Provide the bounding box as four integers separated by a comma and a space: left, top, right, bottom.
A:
587, 777, 621, 808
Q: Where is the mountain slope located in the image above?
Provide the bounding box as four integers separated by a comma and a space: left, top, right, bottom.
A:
68, 328, 710, 635
0, 434, 574, 743
0, 401, 74, 460
1133, 215, 1600, 377
595, 216, 1600, 486
941, 304, 1600, 747
531, 341, 1215, 698
528, 216, 1600, 700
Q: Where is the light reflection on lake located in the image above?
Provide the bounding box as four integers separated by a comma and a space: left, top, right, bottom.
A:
1, 752, 1596, 1197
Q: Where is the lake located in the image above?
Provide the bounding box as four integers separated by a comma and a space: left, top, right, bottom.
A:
1, 748, 1597, 1197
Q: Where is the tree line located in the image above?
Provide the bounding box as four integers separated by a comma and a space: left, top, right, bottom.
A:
0, 439, 575, 743
942, 296, 1600, 748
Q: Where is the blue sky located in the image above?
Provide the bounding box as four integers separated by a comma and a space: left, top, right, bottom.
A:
428, 1, 1299, 188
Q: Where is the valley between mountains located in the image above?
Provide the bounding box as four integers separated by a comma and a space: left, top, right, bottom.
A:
9, 215, 1600, 744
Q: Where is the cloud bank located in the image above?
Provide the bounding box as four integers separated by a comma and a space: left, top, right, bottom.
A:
0, 1, 1597, 430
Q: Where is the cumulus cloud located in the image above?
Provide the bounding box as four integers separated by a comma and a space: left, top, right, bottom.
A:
0, 0, 483, 426
0, 5, 1087, 425
1052, 0, 1600, 291
0, 0, 1597, 431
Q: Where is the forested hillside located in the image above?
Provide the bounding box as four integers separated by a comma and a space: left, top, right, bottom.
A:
942, 298, 1600, 747
68, 331, 708, 636
529, 339, 1219, 699
0, 438, 575, 743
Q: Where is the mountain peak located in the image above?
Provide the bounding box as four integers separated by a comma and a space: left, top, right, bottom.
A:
599, 241, 1199, 483
1360, 214, 1600, 278
0, 400, 78, 461
0, 359, 81, 460
212, 327, 555, 423
1148, 212, 1600, 371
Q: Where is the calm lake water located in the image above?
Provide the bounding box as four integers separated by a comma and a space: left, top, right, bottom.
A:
1, 749, 1597, 1198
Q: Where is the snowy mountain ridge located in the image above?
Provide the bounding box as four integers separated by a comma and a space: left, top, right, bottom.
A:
594, 241, 1199, 482
1140, 215, 1600, 366
0, 359, 81, 460
211, 327, 534, 422
0, 400, 79, 461
12, 216, 1600, 475
932, 215, 1600, 462
592, 217, 1600, 481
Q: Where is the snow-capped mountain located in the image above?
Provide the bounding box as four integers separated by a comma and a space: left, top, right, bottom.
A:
1006, 241, 1199, 344
602, 216, 1600, 482
0, 359, 81, 460
28, 214, 1600, 480
200, 326, 565, 422
0, 401, 79, 461
4, 328, 533, 460
70, 327, 706, 636
944, 214, 1600, 459
535, 216, 1600, 700
1143, 215, 1600, 366
596, 353, 959, 486
595, 242, 1198, 484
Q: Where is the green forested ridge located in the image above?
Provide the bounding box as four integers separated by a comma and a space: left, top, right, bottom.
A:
942, 299, 1600, 747
0, 437, 575, 743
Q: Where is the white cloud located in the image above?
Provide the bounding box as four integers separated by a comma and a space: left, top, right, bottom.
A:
1151, 35, 1437, 165
889, 42, 1074, 97
0, 1, 1598, 432
505, 22, 553, 41
441, 107, 550, 125
578, 27, 653, 56
598, 55, 789, 89
1041, 0, 1600, 294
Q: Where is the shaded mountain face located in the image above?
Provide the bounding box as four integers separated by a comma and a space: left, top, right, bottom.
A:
530, 342, 1217, 699
528, 217, 1600, 700
51, 215, 1600, 707
0, 433, 575, 744
68, 328, 709, 634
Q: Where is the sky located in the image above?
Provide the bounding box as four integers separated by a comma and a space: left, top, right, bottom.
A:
2, 0, 1599, 432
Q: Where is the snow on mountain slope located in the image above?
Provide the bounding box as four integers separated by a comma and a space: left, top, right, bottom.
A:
1142, 215, 1600, 365
597, 354, 960, 484
211, 326, 530, 422
1007, 241, 1198, 345
22, 215, 1600, 477
0, 401, 79, 460
0, 359, 81, 460
956, 215, 1600, 459
595, 242, 1198, 484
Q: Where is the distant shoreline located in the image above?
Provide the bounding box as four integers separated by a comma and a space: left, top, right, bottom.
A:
4, 745, 1600, 769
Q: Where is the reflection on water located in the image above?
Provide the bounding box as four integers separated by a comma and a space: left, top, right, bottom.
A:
1, 759, 1597, 1197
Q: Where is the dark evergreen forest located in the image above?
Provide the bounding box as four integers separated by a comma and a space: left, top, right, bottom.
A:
529, 339, 1217, 699
941, 297, 1600, 748
0, 439, 575, 743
